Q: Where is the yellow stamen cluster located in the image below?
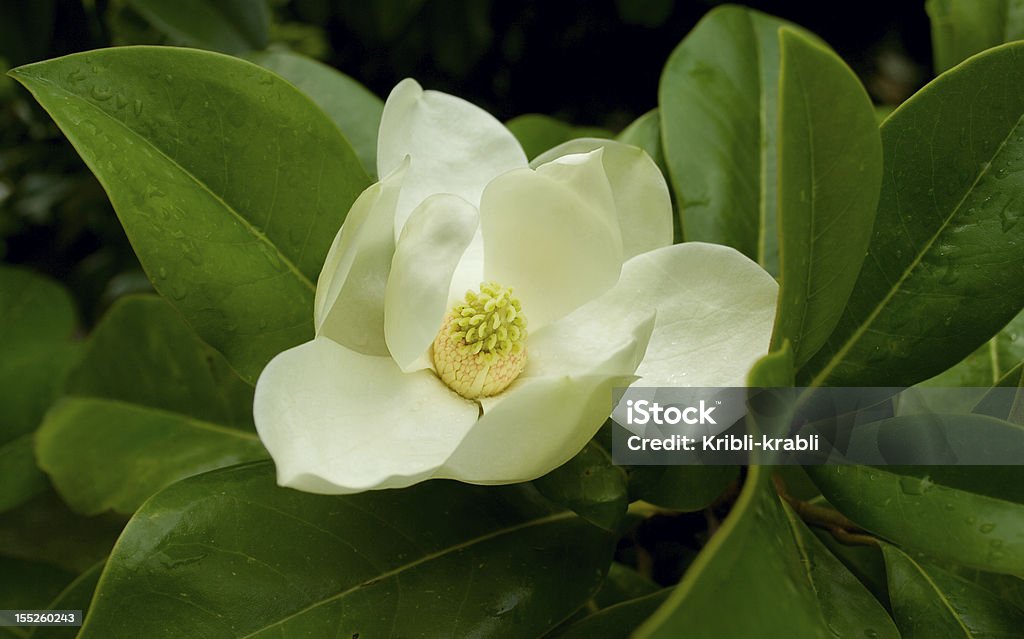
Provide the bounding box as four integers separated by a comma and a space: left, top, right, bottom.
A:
432, 282, 528, 399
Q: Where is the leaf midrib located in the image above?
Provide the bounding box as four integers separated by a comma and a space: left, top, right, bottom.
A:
15, 70, 316, 294
899, 551, 976, 638
807, 110, 1024, 387
236, 510, 575, 638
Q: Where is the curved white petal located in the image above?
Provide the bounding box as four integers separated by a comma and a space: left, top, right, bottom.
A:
533, 138, 673, 260
439, 315, 654, 483
480, 149, 623, 329
377, 79, 528, 238
385, 194, 479, 372
254, 337, 478, 494
612, 242, 779, 387
315, 161, 407, 356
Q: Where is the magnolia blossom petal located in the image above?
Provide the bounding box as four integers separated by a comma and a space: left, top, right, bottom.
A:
533, 138, 673, 260
438, 314, 655, 483
385, 194, 479, 372
254, 337, 478, 494
315, 161, 406, 356
603, 242, 779, 387
377, 78, 528, 238
481, 149, 623, 329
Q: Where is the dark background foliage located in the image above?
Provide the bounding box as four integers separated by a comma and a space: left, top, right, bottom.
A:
0, 0, 931, 326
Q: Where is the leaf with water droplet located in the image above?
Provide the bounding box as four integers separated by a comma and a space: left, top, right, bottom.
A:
882, 544, 1024, 637
802, 42, 1024, 388
73, 464, 614, 638
9, 47, 371, 383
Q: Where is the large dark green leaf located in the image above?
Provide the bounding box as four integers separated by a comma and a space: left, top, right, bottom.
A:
660, 6, 818, 275
126, 0, 270, 54
633, 466, 833, 638
533, 441, 628, 532
78, 463, 615, 638
771, 29, 882, 367
927, 0, 1024, 73
549, 590, 670, 639
883, 544, 1024, 637
923, 308, 1024, 388
0, 266, 79, 512
808, 465, 1024, 576
781, 504, 900, 639
10, 47, 371, 383
36, 296, 266, 515
246, 51, 384, 177
801, 43, 1024, 387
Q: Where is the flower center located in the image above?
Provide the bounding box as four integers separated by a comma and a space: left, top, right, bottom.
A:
432, 282, 528, 399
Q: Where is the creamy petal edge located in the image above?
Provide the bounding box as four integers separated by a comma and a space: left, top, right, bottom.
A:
480, 150, 623, 329
315, 161, 407, 356
254, 337, 478, 494
385, 193, 480, 372
377, 78, 528, 239
533, 138, 673, 260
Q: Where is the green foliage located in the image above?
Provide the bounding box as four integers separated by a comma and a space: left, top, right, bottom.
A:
0, 267, 79, 512
37, 296, 266, 515
10, 47, 370, 383
506, 114, 612, 160
125, 0, 270, 54
883, 544, 1024, 637
77, 463, 614, 638
802, 42, 1024, 387
246, 50, 384, 177
3, 3, 1024, 635
660, 6, 819, 276
771, 29, 882, 368
927, 0, 1024, 72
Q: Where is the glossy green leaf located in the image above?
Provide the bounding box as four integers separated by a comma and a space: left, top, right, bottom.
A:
78, 463, 614, 638
634, 466, 833, 638
533, 441, 628, 532
883, 544, 1024, 637
0, 266, 79, 512
627, 465, 738, 513
925, 308, 1024, 388
126, 0, 269, 54
772, 29, 882, 367
0, 490, 122, 574
10, 47, 371, 383
246, 50, 384, 177
813, 529, 891, 606
549, 590, 670, 639
27, 561, 103, 639
506, 113, 612, 160
927, 0, 1024, 73
617, 109, 665, 171
36, 296, 266, 515
781, 504, 901, 639
808, 465, 1024, 576
748, 340, 795, 387
660, 6, 819, 275
801, 43, 1024, 387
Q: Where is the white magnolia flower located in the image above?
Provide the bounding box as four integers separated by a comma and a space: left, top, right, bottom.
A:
253, 79, 778, 494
